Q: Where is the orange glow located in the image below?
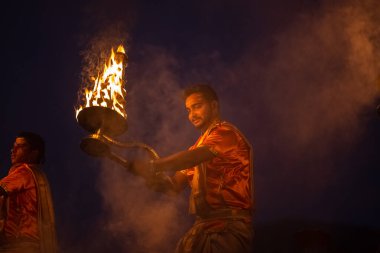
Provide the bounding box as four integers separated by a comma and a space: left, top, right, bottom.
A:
76, 45, 127, 119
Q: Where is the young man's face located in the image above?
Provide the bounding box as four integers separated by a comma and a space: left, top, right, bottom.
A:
11, 137, 37, 165
185, 92, 218, 132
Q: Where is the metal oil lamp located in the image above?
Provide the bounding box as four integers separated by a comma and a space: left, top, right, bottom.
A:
76, 45, 158, 167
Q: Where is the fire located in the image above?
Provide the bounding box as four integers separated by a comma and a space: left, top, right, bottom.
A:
76, 45, 127, 119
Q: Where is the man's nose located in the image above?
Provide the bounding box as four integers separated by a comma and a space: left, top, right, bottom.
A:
189, 111, 197, 120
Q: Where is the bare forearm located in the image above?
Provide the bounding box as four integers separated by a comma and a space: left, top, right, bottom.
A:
153, 146, 215, 172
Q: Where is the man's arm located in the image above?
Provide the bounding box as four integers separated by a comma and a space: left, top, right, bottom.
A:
0, 166, 34, 194
132, 146, 215, 194
153, 146, 216, 172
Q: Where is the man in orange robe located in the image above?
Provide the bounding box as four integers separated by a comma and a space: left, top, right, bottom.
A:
132, 84, 254, 253
0, 132, 57, 253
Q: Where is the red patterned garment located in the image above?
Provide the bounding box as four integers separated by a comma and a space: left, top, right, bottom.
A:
0, 163, 57, 253
183, 121, 253, 214
177, 121, 254, 253
0, 163, 39, 243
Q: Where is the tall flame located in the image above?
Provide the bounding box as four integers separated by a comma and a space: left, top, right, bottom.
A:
76, 45, 127, 119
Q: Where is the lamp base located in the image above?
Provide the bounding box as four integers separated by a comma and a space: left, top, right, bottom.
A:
77, 106, 127, 136
80, 134, 110, 157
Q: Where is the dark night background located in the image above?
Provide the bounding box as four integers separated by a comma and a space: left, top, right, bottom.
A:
1, 0, 380, 252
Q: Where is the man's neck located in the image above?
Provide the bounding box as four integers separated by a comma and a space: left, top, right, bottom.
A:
11, 162, 38, 168
200, 118, 222, 134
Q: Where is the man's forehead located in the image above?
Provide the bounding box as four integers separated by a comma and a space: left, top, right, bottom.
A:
185, 93, 206, 106
15, 137, 28, 144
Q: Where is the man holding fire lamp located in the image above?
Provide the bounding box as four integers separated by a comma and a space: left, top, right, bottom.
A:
131, 84, 254, 253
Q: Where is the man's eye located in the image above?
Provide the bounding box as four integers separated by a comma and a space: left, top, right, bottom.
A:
15, 144, 28, 149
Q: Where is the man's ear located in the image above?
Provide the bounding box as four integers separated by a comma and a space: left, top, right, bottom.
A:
29, 149, 40, 163
211, 100, 219, 113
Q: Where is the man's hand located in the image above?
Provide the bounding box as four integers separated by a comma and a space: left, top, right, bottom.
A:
129, 160, 175, 193
145, 172, 175, 193
129, 159, 155, 179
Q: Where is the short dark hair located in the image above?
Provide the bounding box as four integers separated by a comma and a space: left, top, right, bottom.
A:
183, 84, 219, 102
17, 131, 45, 164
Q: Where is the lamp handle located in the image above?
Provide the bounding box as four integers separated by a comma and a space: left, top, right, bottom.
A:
99, 134, 160, 159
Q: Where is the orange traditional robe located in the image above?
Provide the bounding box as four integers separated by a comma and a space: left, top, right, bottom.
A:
0, 164, 39, 242
176, 121, 254, 253
183, 121, 253, 215
0, 163, 57, 253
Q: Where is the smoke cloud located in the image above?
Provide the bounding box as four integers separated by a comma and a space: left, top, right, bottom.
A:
231, 0, 380, 221
97, 162, 189, 253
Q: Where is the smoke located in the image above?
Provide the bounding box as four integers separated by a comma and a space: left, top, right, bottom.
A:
231, 0, 380, 221
97, 162, 188, 253
125, 45, 196, 155
258, 0, 380, 151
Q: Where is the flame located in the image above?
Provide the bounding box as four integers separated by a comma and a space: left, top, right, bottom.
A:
76, 45, 127, 119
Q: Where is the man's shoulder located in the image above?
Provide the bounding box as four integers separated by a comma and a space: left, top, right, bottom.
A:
220, 121, 239, 130
205, 122, 241, 146
9, 163, 37, 176
210, 121, 241, 135
212, 122, 251, 147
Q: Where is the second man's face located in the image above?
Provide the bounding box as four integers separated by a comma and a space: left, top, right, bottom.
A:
11, 137, 35, 165
185, 92, 216, 132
